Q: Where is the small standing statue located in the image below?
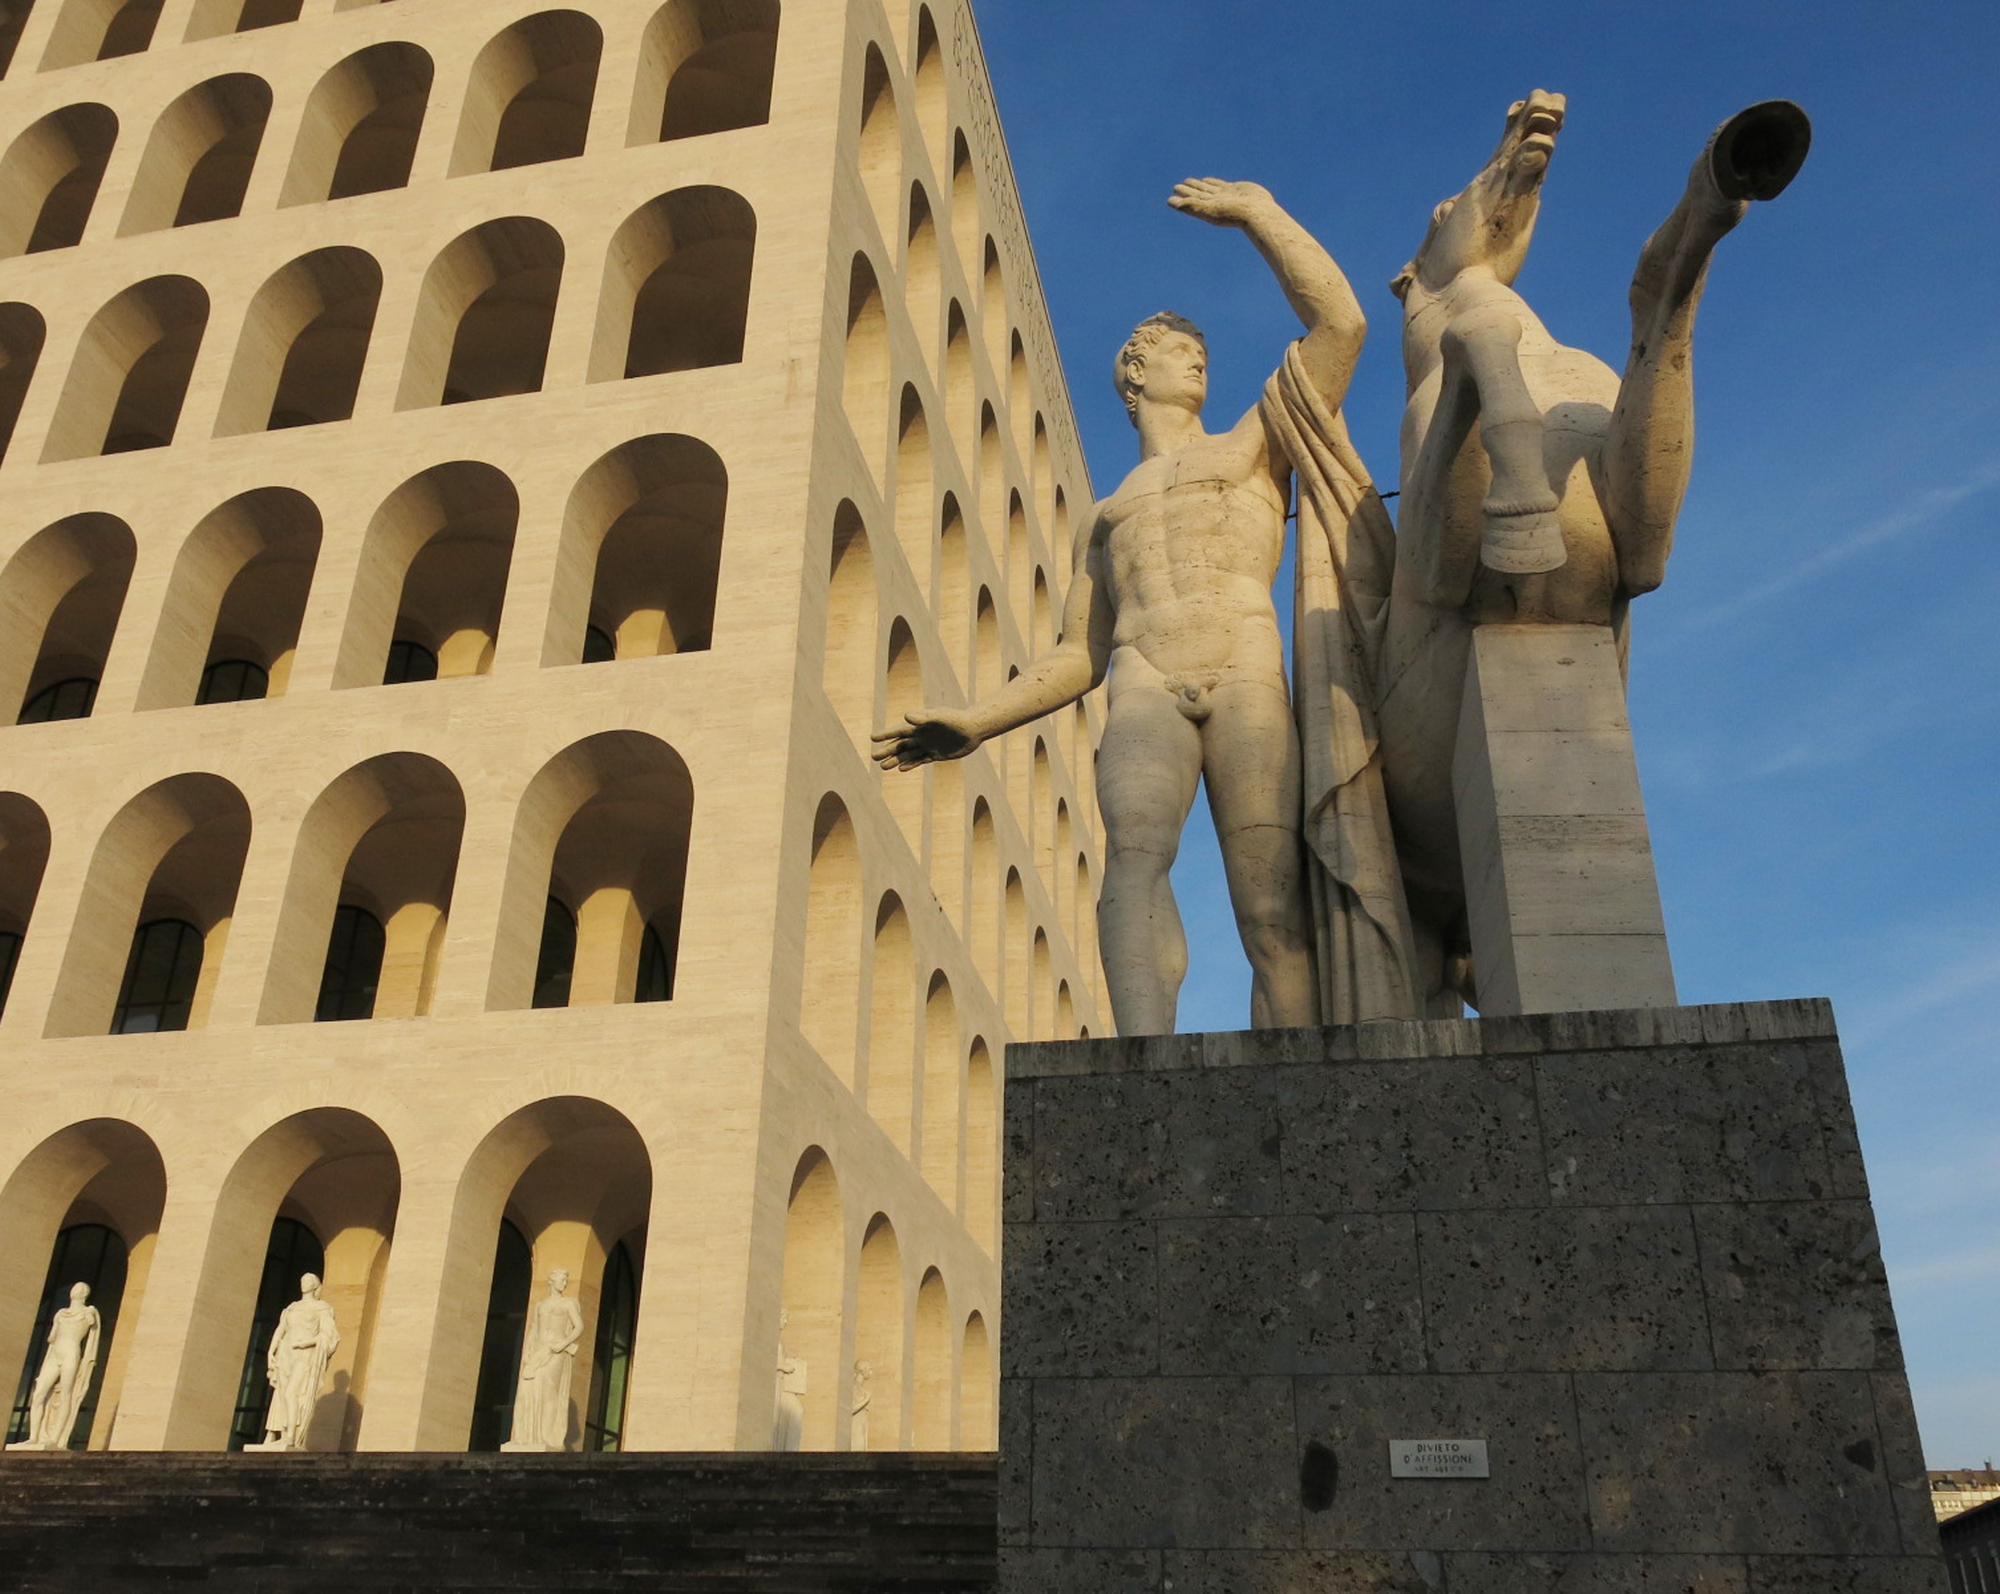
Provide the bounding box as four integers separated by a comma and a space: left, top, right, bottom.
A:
849, 1360, 873, 1453
245, 1273, 339, 1452
771, 1310, 806, 1452
502, 1268, 582, 1452
7, 1283, 102, 1451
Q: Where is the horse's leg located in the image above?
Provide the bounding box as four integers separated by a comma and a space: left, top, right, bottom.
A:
1403, 356, 1489, 609
1605, 101, 1810, 594
1441, 303, 1567, 575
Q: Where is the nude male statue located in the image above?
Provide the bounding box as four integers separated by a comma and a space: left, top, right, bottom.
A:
7, 1282, 101, 1451
876, 180, 1369, 1035
245, 1272, 338, 1452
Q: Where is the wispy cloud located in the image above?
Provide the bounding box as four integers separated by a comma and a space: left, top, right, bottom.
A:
1845, 933, 2000, 1047
1692, 457, 2000, 628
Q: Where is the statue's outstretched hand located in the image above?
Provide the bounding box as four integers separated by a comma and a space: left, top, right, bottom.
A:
872, 708, 982, 771
1170, 178, 1274, 228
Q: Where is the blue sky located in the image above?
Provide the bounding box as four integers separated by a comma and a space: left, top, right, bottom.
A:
972, 0, 2000, 1467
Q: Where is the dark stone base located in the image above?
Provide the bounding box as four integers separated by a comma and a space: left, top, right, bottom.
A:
0, 1452, 997, 1591
1001, 1001, 1948, 1592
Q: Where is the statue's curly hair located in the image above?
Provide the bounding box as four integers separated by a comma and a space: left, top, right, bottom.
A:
1114, 311, 1206, 422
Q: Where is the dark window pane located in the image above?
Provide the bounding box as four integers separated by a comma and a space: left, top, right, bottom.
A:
111, 918, 203, 1035
228, 1217, 324, 1451
382, 639, 438, 685
584, 1241, 638, 1452
0, 928, 20, 1019
314, 904, 385, 1023
19, 677, 98, 725
6, 1224, 128, 1450
196, 658, 269, 706
467, 1220, 533, 1451
581, 624, 615, 664
635, 922, 672, 1003
531, 897, 574, 1010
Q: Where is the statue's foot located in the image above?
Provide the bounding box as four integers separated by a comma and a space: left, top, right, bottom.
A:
1480, 502, 1567, 574
1705, 100, 1812, 204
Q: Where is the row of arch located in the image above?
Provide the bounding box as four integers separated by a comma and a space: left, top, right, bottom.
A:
0, 731, 694, 1038
0, 186, 754, 463
1, 435, 726, 731
4, 0, 778, 161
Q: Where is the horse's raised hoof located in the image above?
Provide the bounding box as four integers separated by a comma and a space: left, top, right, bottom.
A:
1479, 506, 1568, 574
1707, 100, 1811, 204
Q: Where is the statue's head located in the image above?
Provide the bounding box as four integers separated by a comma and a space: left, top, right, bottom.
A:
1115, 312, 1207, 426
1393, 91, 1566, 301
68, 1282, 90, 1306
299, 1273, 322, 1297
549, 1268, 570, 1293
855, 1360, 872, 1378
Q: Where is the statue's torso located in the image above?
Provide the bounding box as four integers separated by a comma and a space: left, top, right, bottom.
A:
1098, 412, 1290, 683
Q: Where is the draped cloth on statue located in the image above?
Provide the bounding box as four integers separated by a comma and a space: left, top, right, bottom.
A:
1262, 341, 1420, 1022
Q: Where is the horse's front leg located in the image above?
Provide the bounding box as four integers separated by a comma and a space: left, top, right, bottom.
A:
1605, 100, 1810, 594
1440, 302, 1566, 575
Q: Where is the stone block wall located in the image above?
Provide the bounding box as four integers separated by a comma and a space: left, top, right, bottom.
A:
1001, 1001, 1947, 1592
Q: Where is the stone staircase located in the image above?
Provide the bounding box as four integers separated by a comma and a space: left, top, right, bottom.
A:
0, 1452, 999, 1591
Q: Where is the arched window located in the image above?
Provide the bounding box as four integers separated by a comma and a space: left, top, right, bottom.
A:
0, 927, 21, 1016
381, 639, 437, 685
452, 11, 602, 175
44, 276, 208, 460
119, 74, 272, 234
5, 1223, 127, 1450
41, 0, 161, 69
216, 248, 381, 435
855, 43, 897, 252
19, 677, 97, 723
633, 0, 779, 145
635, 922, 672, 1003
109, 917, 203, 1034
592, 186, 755, 380
0, 105, 116, 258
186, 0, 302, 41
531, 896, 575, 1009
0, 1, 34, 75
227, 1216, 324, 1451
0, 303, 44, 465
195, 658, 268, 705
313, 903, 384, 1022
584, 1239, 639, 1451
842, 255, 888, 486
581, 624, 615, 664
467, 1218, 532, 1452
283, 43, 432, 206
399, 218, 564, 409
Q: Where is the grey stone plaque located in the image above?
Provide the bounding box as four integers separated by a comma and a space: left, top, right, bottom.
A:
1390, 1439, 1490, 1479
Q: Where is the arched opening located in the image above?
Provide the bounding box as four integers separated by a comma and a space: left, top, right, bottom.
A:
1031, 740, 1053, 896
1007, 489, 1031, 627
0, 513, 134, 725
882, 618, 925, 854
335, 461, 518, 688
919, 973, 958, 1202
119, 74, 271, 234
981, 238, 1006, 371
1032, 567, 1052, 651
0, 303, 46, 464
41, 0, 161, 69
489, 733, 693, 1012
44, 773, 250, 1038
799, 794, 860, 1086
552, 432, 727, 664
867, 893, 915, 1153
854, 42, 898, 253
43, 276, 208, 459
1054, 801, 1072, 931
1009, 332, 1032, 461
964, 1040, 995, 1253
961, 1311, 993, 1448
0, 793, 51, 1021
453, 10, 601, 175
186, 0, 303, 41
968, 803, 998, 996
775, 1149, 840, 1450
842, 254, 888, 487
905, 183, 940, 372
593, 186, 755, 380
7, 1222, 126, 1448
936, 496, 969, 688
911, 1269, 949, 1449
893, 385, 932, 579
1033, 414, 1053, 528
0, 1121, 164, 1452
1058, 978, 1076, 1039
823, 502, 876, 750
531, 896, 576, 1008
215, 248, 381, 434
929, 757, 964, 929
852, 1214, 902, 1451
0, 1, 35, 75
399, 217, 564, 409
171, 1108, 400, 1451
138, 489, 320, 711
911, 8, 946, 174
0, 104, 116, 257
983, 416, 1008, 540
973, 586, 1000, 700
632, 0, 779, 145
948, 133, 977, 266
282, 42, 432, 205
445, 1100, 650, 1452
943, 301, 972, 449
1003, 868, 1026, 1034
258, 753, 465, 1024
1033, 928, 1053, 1040
1076, 852, 1095, 974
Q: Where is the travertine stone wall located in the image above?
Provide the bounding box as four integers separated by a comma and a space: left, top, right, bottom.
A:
0, 0, 1102, 1457
1003, 1002, 1947, 1592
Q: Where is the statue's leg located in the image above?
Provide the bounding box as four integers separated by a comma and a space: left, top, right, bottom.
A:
1202, 680, 1319, 1029
1096, 686, 1202, 1036
1441, 304, 1566, 575
1606, 101, 1810, 594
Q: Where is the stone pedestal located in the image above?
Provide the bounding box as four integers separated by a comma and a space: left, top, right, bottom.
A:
1454, 624, 1677, 1015
1001, 1002, 1946, 1592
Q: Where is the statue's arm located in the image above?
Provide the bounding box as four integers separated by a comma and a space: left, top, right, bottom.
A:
1171, 179, 1365, 411
873, 503, 1113, 769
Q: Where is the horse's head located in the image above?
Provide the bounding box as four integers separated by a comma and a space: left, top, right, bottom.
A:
1393, 91, 1566, 301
